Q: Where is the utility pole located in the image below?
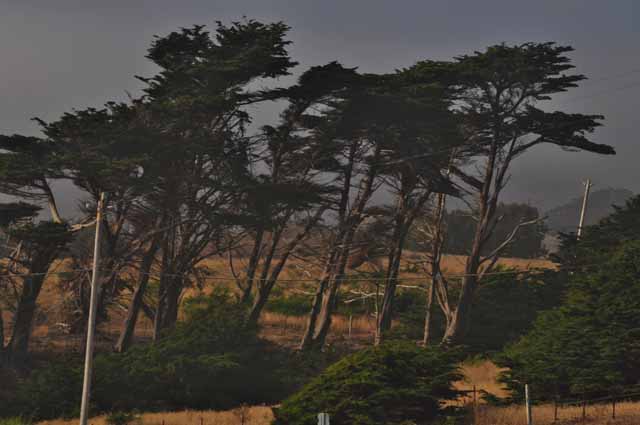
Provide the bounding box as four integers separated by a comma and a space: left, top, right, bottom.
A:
577, 179, 592, 239
79, 192, 105, 425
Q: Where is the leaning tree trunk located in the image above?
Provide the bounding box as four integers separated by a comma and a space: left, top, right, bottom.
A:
248, 209, 324, 326
299, 259, 336, 351
377, 188, 432, 345
114, 237, 161, 353
376, 227, 406, 345
307, 225, 356, 350
441, 229, 482, 345
6, 272, 48, 363
240, 226, 265, 304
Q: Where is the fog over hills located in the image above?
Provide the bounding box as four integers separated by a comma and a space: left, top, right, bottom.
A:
544, 187, 635, 234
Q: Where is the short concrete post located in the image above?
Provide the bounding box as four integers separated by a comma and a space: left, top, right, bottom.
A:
318, 412, 330, 425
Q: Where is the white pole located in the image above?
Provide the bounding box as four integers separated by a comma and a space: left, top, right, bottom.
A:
577, 179, 592, 239
79, 192, 105, 425
317, 413, 330, 425
525, 384, 533, 425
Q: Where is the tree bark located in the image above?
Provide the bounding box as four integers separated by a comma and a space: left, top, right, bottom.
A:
114, 237, 161, 353
376, 228, 406, 344
6, 273, 47, 362
307, 225, 355, 349
248, 209, 324, 325
240, 226, 265, 304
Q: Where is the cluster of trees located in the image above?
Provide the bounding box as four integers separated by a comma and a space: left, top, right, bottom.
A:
0, 19, 614, 367
498, 195, 640, 398
443, 203, 547, 259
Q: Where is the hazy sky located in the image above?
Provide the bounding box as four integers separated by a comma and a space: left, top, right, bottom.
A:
1, 0, 638, 214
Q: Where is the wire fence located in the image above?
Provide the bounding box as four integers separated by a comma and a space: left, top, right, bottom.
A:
460, 382, 640, 424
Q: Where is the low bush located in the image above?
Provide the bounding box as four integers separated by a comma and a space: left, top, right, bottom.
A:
6, 291, 311, 420
273, 342, 462, 425
498, 240, 640, 399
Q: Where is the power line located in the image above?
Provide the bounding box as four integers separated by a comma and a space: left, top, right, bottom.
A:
0, 261, 582, 283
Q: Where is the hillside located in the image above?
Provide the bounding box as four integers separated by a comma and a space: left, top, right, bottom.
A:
544, 187, 634, 234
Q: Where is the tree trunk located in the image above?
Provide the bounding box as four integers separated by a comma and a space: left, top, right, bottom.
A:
377, 188, 431, 345
422, 275, 436, 345
248, 209, 324, 326
307, 225, 355, 349
114, 238, 161, 353
6, 273, 47, 362
299, 269, 333, 351
376, 230, 405, 345
441, 230, 482, 345
156, 279, 180, 338
241, 226, 265, 304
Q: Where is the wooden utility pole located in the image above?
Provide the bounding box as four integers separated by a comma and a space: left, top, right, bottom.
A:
577, 179, 592, 239
79, 192, 105, 425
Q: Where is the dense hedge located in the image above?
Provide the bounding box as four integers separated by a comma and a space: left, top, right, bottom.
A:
498, 240, 640, 399
2, 292, 314, 421
273, 342, 462, 425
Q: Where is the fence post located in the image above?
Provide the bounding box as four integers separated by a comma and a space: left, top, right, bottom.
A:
318, 412, 330, 425
582, 400, 586, 423
554, 398, 558, 422
525, 384, 533, 425
473, 385, 478, 425
348, 314, 353, 339
612, 398, 616, 419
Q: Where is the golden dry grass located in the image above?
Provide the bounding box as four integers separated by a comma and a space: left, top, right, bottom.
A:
2, 253, 554, 352
458, 360, 509, 399
38, 407, 274, 425
475, 401, 640, 425
458, 360, 640, 424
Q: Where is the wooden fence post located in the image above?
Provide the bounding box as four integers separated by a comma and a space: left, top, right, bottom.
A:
525, 384, 533, 425
554, 398, 558, 422
582, 400, 586, 423
348, 314, 353, 339
612, 398, 616, 419
473, 385, 478, 425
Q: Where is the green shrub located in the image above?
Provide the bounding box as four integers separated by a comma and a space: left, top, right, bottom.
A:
265, 294, 312, 316
106, 411, 141, 425
498, 240, 640, 399
8, 291, 303, 420
273, 342, 462, 425
0, 418, 31, 425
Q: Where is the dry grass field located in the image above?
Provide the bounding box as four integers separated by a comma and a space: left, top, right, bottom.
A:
37, 407, 275, 425
2, 253, 554, 353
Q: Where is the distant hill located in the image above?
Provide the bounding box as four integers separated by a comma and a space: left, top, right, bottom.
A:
544, 188, 634, 234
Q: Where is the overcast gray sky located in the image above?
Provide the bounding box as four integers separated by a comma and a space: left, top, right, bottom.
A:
1, 0, 638, 214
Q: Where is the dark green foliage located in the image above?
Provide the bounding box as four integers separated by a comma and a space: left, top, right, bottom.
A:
273, 343, 462, 425
463, 269, 565, 355
105, 411, 141, 425
7, 359, 83, 420
498, 238, 640, 399
0, 203, 41, 227
384, 270, 564, 355
265, 293, 312, 316
0, 418, 32, 425
4, 292, 307, 420
443, 203, 547, 259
